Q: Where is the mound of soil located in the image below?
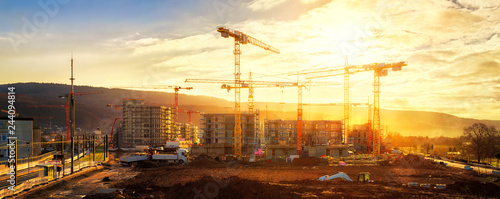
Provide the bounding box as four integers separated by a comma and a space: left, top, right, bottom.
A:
187, 154, 225, 168
165, 176, 302, 199
393, 154, 435, 169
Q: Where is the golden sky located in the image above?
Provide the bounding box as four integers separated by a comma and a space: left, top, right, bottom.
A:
1, 0, 499, 120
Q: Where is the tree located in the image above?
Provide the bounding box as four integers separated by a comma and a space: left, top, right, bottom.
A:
462, 123, 498, 163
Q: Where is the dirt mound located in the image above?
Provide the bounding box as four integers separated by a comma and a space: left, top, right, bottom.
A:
187, 154, 225, 168
393, 154, 434, 169
292, 157, 321, 166
164, 176, 302, 199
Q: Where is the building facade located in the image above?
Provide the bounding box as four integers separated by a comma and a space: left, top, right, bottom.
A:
120, 99, 173, 148
178, 122, 199, 143
195, 112, 261, 156
200, 112, 260, 146
0, 118, 41, 161
265, 120, 342, 146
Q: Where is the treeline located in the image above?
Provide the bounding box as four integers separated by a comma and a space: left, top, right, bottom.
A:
390, 123, 500, 164
390, 132, 459, 148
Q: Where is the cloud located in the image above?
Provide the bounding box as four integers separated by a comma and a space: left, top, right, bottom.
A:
248, 0, 288, 11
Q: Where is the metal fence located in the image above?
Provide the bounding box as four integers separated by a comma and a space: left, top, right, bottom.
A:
0, 151, 58, 166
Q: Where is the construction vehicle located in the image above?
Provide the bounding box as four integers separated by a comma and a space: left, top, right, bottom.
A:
151, 148, 188, 165
119, 153, 148, 166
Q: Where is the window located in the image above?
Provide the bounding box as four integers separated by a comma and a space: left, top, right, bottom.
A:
0, 134, 6, 141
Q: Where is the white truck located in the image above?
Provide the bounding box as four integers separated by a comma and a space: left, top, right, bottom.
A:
120, 153, 148, 166
151, 148, 188, 165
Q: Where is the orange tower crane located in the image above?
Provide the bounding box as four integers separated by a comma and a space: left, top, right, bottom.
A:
296, 60, 407, 155
217, 26, 280, 157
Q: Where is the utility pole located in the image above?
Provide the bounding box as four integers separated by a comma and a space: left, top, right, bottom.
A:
61, 135, 64, 177
92, 135, 95, 162
105, 135, 108, 160
71, 136, 74, 174
70, 55, 76, 174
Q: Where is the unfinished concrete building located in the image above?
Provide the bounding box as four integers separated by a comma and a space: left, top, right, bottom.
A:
178, 122, 199, 143
264, 120, 345, 159
193, 112, 260, 156
348, 124, 371, 152
120, 99, 172, 148
265, 120, 342, 146
264, 119, 297, 145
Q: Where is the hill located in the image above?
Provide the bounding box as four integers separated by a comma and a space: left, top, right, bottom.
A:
1, 83, 499, 137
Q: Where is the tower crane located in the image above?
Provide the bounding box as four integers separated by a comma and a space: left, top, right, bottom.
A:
186, 75, 300, 111
1, 109, 19, 116
294, 59, 407, 155
0, 109, 53, 119
217, 26, 279, 157
27, 91, 104, 141
27, 104, 68, 139
185, 77, 340, 155
181, 109, 201, 123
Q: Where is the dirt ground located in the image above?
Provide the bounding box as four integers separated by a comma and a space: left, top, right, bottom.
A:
83, 154, 500, 199
23, 153, 500, 199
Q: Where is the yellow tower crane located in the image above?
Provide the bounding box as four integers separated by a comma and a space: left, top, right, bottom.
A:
292, 59, 407, 155
217, 27, 279, 157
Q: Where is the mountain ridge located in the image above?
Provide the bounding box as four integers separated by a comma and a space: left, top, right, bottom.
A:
1, 82, 498, 138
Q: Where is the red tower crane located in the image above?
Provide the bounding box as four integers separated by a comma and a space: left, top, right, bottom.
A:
28, 91, 104, 140
113, 86, 192, 124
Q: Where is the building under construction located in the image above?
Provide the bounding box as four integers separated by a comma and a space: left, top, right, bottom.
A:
348, 123, 371, 152
192, 112, 260, 156
264, 119, 347, 159
265, 120, 342, 146
120, 99, 173, 148
178, 122, 199, 143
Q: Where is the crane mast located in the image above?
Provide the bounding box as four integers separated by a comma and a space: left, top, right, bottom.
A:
217, 27, 279, 157
299, 60, 406, 155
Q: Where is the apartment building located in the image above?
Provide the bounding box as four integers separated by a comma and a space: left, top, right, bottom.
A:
120, 99, 172, 148
200, 112, 260, 146
265, 120, 342, 146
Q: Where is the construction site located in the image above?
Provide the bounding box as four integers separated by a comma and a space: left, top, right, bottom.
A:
6, 26, 497, 199
2, 0, 500, 196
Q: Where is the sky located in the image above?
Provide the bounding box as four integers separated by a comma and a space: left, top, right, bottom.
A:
0, 0, 499, 120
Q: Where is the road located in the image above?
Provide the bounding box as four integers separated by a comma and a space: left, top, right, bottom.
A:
425, 157, 500, 175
